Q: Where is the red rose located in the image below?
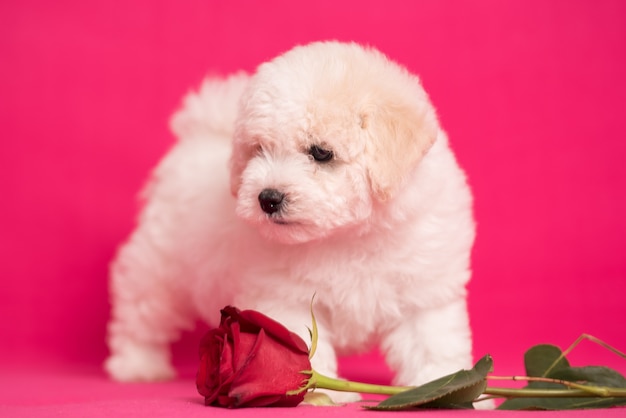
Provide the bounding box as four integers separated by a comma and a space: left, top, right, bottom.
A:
196, 306, 312, 408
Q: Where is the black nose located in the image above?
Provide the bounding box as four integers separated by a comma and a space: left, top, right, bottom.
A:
258, 188, 285, 214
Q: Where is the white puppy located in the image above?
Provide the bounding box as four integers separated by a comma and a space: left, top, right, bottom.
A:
106, 41, 476, 401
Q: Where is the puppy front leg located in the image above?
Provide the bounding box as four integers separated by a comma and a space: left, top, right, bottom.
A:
105, 232, 194, 381
381, 298, 473, 387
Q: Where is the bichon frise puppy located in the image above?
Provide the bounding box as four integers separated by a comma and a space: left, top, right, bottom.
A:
106, 41, 476, 400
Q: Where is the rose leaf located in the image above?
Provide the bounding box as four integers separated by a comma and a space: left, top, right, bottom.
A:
549, 366, 626, 388
498, 360, 626, 410
524, 344, 570, 377
498, 380, 626, 411
366, 355, 493, 410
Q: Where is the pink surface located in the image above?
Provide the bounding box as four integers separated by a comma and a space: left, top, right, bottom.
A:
1, 1, 625, 416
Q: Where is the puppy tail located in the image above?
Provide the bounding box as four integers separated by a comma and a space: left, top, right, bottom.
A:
170, 72, 249, 141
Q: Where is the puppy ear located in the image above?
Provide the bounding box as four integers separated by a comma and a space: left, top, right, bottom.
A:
362, 98, 438, 201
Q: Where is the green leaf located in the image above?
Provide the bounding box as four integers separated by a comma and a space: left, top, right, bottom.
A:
366, 355, 493, 410
524, 344, 570, 377
498, 383, 626, 411
498, 350, 626, 410
550, 366, 626, 388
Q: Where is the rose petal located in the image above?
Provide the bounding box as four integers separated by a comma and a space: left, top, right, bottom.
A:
229, 329, 311, 407
216, 336, 235, 390
232, 329, 258, 373
208, 323, 262, 407
197, 330, 227, 402
222, 306, 309, 355
196, 352, 212, 399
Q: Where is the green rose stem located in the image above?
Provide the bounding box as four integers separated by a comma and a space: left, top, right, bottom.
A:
306, 370, 408, 396
303, 372, 626, 399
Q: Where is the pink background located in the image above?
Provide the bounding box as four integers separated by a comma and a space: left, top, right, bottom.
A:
1, 1, 625, 416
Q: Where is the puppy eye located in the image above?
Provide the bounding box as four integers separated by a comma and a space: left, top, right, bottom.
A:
309, 145, 334, 163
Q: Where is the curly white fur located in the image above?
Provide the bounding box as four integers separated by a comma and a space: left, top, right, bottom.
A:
106, 42, 477, 403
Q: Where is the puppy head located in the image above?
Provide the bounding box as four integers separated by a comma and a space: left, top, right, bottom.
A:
230, 42, 439, 244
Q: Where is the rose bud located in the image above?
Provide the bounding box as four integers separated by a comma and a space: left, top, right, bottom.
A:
196, 306, 312, 408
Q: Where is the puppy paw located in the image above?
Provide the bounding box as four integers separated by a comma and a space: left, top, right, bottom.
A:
473, 397, 496, 410
105, 341, 175, 382
305, 389, 361, 405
